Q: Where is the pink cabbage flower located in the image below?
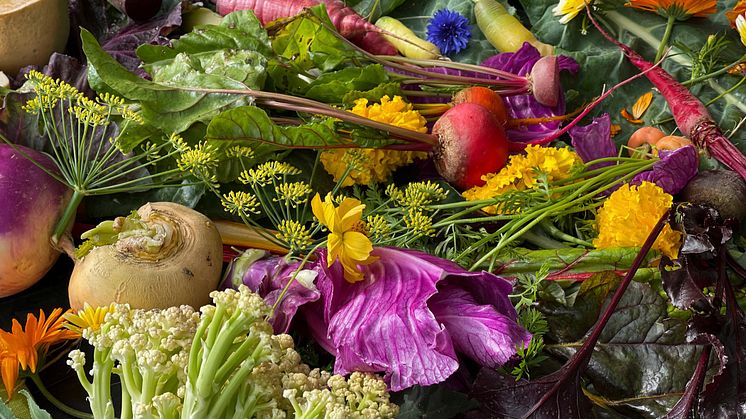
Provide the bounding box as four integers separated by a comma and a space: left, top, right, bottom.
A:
224, 247, 531, 391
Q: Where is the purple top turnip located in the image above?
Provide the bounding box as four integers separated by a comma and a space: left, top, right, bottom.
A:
0, 144, 70, 297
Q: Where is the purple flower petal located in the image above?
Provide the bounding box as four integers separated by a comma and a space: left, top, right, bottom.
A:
429, 282, 531, 367
307, 247, 528, 391
222, 250, 320, 334
632, 145, 698, 195
569, 113, 618, 170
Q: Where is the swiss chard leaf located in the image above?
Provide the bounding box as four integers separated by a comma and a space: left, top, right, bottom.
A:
304, 64, 390, 103
205, 105, 398, 150
137, 10, 272, 71
82, 28, 264, 133
270, 5, 360, 72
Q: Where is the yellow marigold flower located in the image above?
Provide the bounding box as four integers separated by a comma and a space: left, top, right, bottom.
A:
553, 0, 589, 24
625, 0, 717, 19
311, 193, 378, 283
462, 145, 582, 214
320, 96, 428, 186
593, 181, 682, 259
64, 303, 114, 336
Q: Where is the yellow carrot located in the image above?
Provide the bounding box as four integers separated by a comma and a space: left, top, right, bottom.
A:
473, 0, 553, 56
375, 16, 442, 60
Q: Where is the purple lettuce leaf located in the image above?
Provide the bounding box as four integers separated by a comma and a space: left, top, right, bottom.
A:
481, 43, 579, 143
306, 247, 529, 391
101, 2, 183, 76
631, 146, 698, 195
569, 113, 617, 170
221, 250, 320, 334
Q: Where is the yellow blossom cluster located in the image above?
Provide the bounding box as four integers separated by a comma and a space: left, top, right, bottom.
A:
462, 145, 582, 214
593, 181, 682, 259
320, 96, 429, 187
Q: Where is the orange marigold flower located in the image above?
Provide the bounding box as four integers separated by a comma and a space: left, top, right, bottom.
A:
0, 308, 77, 398
726, 1, 746, 27
625, 0, 717, 19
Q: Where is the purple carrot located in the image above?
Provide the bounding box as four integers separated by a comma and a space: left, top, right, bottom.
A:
587, 8, 746, 182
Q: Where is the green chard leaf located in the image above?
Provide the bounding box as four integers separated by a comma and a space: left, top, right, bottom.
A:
304, 64, 390, 103
137, 10, 273, 68
270, 5, 361, 72
82, 19, 267, 134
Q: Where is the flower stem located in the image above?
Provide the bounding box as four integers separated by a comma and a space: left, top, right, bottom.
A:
52, 189, 85, 246
30, 375, 93, 419
655, 15, 676, 63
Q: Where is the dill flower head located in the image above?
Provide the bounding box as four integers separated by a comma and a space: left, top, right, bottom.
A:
463, 145, 582, 214
320, 96, 428, 187
221, 191, 260, 216
553, 0, 589, 24
426, 9, 471, 55
625, 0, 717, 19
275, 219, 313, 252
593, 181, 682, 259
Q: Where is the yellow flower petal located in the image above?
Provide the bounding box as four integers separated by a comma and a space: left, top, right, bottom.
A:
631, 92, 653, 120
342, 231, 375, 261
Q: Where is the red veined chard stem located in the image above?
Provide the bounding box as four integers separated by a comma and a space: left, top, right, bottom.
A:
182, 87, 438, 147
587, 5, 746, 182
260, 99, 438, 146
521, 209, 671, 419
379, 54, 525, 81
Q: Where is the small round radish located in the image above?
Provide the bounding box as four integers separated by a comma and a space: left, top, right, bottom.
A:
530, 55, 561, 108
628, 126, 666, 156
452, 86, 509, 125
432, 103, 509, 190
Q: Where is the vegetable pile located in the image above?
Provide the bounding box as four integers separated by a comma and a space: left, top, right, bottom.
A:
0, 0, 746, 418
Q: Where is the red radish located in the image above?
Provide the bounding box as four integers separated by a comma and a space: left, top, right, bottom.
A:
530, 55, 561, 108
588, 10, 746, 182
452, 86, 509, 125
432, 103, 510, 190
216, 0, 397, 55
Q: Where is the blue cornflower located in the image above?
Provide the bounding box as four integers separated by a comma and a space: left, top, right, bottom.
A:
426, 9, 472, 55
